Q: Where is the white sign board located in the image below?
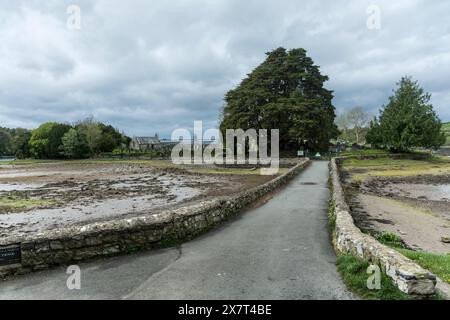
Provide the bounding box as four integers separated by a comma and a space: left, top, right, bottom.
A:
297, 150, 304, 157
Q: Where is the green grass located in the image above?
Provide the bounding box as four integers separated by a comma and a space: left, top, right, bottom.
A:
340, 149, 389, 157
328, 198, 336, 231
336, 254, 413, 300
0, 195, 57, 212
341, 155, 450, 181
442, 122, 450, 146
375, 232, 450, 285
398, 249, 450, 284
376, 232, 408, 249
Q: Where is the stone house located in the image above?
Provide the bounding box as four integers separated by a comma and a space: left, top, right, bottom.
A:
130, 135, 161, 151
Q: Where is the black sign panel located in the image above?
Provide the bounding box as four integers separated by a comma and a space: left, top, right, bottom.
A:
0, 245, 21, 266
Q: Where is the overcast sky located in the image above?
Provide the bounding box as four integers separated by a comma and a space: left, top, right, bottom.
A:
1, 0, 449, 137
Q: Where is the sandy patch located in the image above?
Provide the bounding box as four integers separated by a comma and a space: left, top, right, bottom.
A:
355, 194, 450, 254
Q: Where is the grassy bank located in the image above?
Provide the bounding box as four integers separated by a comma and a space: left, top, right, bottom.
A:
336, 254, 413, 300
341, 155, 450, 181
377, 232, 450, 284
442, 122, 450, 146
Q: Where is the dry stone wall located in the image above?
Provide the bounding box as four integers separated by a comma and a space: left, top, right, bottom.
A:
330, 158, 436, 296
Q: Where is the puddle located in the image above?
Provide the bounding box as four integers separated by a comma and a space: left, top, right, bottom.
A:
0, 183, 37, 192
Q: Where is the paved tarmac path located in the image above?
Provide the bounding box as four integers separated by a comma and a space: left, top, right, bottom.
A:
0, 161, 355, 300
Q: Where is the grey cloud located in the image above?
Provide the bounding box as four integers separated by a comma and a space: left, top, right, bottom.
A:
0, 0, 449, 138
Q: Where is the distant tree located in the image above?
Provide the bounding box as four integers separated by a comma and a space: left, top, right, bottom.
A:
220, 47, 338, 152
11, 128, 32, 158
366, 117, 383, 148
367, 77, 445, 152
347, 107, 371, 144
76, 120, 102, 156
0, 129, 12, 155
336, 113, 350, 141
29, 122, 71, 158
98, 123, 126, 152
60, 128, 82, 159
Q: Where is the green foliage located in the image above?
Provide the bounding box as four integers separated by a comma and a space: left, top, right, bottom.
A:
367, 77, 446, 152
376, 232, 407, 249
397, 249, 450, 284
375, 232, 450, 284
10, 118, 132, 160
29, 122, 72, 159
99, 123, 127, 152
60, 128, 82, 159
0, 129, 11, 155
442, 122, 450, 146
75, 119, 130, 156
336, 254, 413, 300
340, 149, 388, 157
328, 198, 336, 231
75, 120, 102, 156
365, 118, 383, 148
0, 127, 32, 158
220, 47, 338, 152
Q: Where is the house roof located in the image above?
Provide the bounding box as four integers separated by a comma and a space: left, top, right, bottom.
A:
133, 136, 160, 144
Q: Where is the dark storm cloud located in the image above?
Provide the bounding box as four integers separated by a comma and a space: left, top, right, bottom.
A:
1, 0, 449, 137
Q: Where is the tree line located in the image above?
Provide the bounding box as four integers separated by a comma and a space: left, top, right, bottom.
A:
219, 48, 445, 154
0, 118, 131, 159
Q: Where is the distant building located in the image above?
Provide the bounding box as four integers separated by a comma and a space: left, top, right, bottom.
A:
130, 135, 161, 151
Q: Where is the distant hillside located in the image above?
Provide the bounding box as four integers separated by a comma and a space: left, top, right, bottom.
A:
443, 122, 450, 146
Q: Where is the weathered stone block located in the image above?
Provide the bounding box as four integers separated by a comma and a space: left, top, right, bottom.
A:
65, 236, 85, 249
21, 242, 35, 251
74, 248, 101, 261
85, 237, 102, 246
52, 251, 74, 264
144, 229, 163, 242
49, 240, 64, 250
103, 245, 120, 256
35, 241, 50, 253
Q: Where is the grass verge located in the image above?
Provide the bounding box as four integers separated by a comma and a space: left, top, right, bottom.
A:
336, 254, 413, 300
340, 149, 389, 157
341, 155, 450, 181
398, 249, 450, 284
377, 232, 450, 284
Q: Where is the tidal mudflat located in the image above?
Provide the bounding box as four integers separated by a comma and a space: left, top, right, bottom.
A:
0, 160, 275, 238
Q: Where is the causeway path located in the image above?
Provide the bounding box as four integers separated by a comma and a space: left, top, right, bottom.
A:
0, 161, 355, 300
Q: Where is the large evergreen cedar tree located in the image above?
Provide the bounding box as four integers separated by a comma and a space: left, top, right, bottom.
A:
367, 77, 445, 152
220, 47, 338, 152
